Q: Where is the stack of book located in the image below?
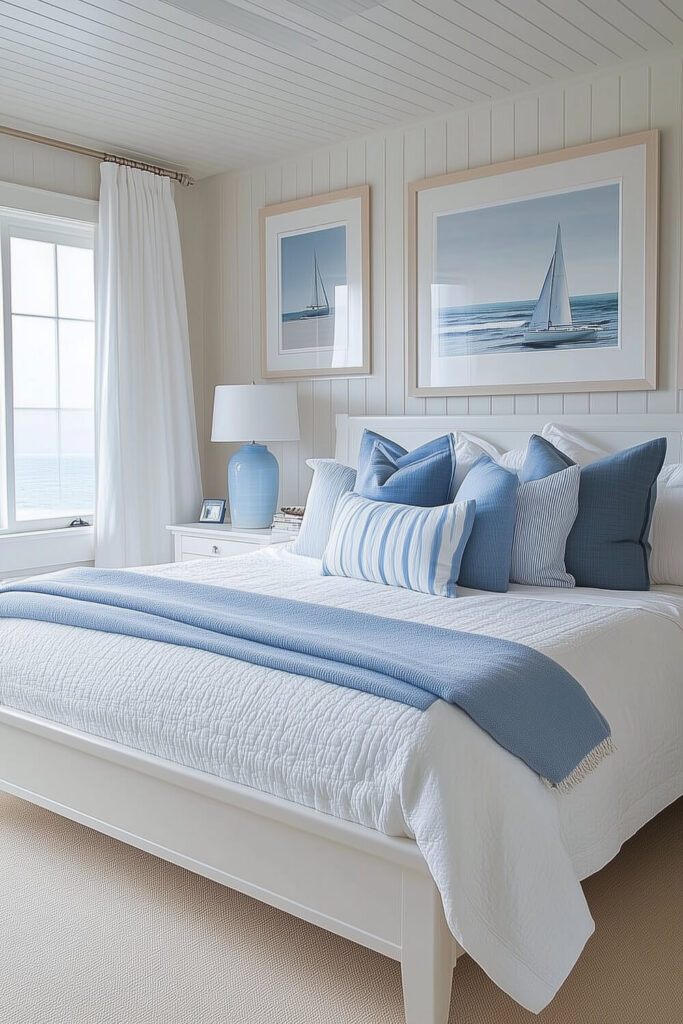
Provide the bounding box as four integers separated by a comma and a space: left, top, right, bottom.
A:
271, 506, 305, 538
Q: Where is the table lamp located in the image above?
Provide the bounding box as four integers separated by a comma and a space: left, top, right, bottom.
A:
211, 383, 300, 529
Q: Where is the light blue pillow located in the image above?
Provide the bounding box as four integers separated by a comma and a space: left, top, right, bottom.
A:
519, 434, 573, 483
456, 455, 518, 592
322, 491, 476, 598
565, 437, 667, 590
510, 465, 580, 587
293, 459, 356, 559
355, 430, 456, 506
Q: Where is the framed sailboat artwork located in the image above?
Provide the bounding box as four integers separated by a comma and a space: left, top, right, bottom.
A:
408, 131, 659, 397
260, 185, 370, 379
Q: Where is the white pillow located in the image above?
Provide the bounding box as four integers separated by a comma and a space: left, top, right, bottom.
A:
452, 431, 503, 490
497, 446, 528, 472
453, 430, 529, 479
649, 463, 683, 585
540, 423, 607, 467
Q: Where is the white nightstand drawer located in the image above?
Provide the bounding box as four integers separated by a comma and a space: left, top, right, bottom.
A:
167, 523, 291, 562
181, 536, 256, 559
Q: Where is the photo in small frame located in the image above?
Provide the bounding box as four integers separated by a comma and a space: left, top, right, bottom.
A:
199, 499, 226, 524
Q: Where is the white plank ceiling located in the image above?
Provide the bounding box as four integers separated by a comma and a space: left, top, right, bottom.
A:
0, 0, 682, 178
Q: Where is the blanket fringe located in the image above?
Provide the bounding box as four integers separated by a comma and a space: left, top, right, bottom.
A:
543, 736, 616, 793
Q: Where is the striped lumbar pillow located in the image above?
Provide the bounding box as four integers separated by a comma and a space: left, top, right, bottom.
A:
510, 465, 580, 588
322, 491, 476, 598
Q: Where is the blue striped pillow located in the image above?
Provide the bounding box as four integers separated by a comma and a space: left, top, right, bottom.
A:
510, 465, 580, 587
322, 492, 476, 598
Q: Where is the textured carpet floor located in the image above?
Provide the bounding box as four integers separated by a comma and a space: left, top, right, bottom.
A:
0, 793, 681, 1024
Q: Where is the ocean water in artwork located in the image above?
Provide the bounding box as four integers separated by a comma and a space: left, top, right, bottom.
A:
438, 292, 618, 357
434, 183, 621, 357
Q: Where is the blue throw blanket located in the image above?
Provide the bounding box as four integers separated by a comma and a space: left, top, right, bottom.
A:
0, 569, 612, 789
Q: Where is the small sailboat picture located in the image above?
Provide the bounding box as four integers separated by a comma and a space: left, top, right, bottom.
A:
297, 251, 331, 320
524, 224, 602, 345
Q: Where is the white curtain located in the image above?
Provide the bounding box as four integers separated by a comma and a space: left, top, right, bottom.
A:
95, 163, 202, 567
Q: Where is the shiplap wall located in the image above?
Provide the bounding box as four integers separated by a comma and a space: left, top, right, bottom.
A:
0, 134, 99, 199
184, 52, 683, 505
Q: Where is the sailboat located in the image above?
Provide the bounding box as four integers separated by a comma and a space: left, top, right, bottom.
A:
524, 224, 600, 345
298, 251, 330, 319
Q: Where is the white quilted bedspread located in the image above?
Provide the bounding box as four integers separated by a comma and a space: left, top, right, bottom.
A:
1, 546, 681, 1011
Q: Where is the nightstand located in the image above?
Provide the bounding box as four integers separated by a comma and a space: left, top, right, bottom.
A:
166, 523, 293, 562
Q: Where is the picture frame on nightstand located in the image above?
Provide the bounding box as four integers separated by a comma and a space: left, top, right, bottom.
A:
199, 499, 227, 524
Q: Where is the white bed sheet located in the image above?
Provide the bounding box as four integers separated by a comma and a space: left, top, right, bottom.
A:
0, 547, 681, 1012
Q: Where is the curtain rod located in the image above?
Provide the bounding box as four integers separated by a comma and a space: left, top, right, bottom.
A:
0, 124, 193, 187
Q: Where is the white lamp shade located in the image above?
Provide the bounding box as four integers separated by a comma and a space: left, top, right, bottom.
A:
211, 383, 300, 443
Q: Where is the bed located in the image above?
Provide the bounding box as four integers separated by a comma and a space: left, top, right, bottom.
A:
1, 413, 682, 1024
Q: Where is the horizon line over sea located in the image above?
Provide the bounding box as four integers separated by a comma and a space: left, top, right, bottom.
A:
437, 291, 619, 357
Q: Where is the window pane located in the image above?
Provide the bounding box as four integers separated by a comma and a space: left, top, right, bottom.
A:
10, 237, 56, 316
59, 321, 95, 408
60, 409, 95, 455
14, 409, 59, 521
57, 245, 94, 320
12, 315, 57, 408
13, 409, 94, 520
60, 410, 95, 514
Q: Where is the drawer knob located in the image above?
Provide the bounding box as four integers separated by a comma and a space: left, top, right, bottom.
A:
212, 544, 220, 555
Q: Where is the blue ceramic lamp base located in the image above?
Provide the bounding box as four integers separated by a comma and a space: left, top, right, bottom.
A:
228, 443, 279, 529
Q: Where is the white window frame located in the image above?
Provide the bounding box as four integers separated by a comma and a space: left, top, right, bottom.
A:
0, 183, 97, 576
0, 184, 98, 538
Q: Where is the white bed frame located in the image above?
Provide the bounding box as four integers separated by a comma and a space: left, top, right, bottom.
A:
1, 413, 681, 1024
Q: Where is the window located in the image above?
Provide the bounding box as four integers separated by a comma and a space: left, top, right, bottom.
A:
1, 211, 95, 533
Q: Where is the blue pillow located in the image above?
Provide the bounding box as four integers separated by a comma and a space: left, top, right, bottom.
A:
456, 455, 518, 592
565, 438, 667, 590
519, 434, 573, 483
322, 491, 476, 598
355, 430, 456, 507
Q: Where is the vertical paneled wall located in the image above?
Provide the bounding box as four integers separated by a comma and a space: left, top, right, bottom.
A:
0, 135, 99, 199
181, 53, 683, 504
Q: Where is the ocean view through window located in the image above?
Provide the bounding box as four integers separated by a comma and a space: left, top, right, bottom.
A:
1, 210, 95, 531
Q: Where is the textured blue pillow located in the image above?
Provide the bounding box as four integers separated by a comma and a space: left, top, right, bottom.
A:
565, 437, 667, 590
519, 434, 573, 483
322, 491, 476, 597
355, 430, 456, 507
456, 455, 518, 592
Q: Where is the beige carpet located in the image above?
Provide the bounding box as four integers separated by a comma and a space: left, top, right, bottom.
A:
0, 793, 681, 1024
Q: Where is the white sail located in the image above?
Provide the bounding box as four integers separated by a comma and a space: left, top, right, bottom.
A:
549, 225, 571, 326
528, 225, 572, 330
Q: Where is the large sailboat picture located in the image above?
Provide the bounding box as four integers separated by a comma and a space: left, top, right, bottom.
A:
435, 182, 620, 358
279, 223, 347, 353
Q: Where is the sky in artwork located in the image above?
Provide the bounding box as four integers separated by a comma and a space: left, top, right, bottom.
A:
280, 224, 346, 314
435, 183, 620, 306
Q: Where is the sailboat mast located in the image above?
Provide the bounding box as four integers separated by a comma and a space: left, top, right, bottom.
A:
311, 251, 320, 309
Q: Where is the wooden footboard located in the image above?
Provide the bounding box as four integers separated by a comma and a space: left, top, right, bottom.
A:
0, 706, 460, 1024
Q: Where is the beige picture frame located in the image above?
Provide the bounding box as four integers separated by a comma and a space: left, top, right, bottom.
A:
407, 130, 659, 397
260, 185, 371, 379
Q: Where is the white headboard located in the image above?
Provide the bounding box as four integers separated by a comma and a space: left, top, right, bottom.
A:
335, 414, 683, 467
